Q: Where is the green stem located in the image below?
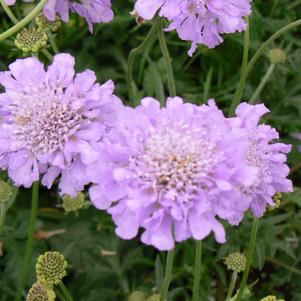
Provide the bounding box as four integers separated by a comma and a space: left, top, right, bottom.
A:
126, 20, 161, 104
158, 20, 176, 98
288, 0, 301, 9
0, 0, 18, 24
266, 256, 301, 276
0, 202, 6, 234
48, 31, 59, 53
41, 48, 53, 61
246, 19, 301, 79
192, 240, 202, 301
58, 281, 74, 301
160, 249, 175, 301
225, 272, 238, 301
249, 64, 275, 104
15, 182, 39, 301
235, 218, 259, 301
229, 16, 250, 116
0, 0, 48, 42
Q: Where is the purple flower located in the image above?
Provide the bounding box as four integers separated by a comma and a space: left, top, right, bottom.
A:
88, 97, 258, 250
0, 53, 121, 196
230, 103, 293, 217
134, 0, 251, 56
5, 0, 114, 32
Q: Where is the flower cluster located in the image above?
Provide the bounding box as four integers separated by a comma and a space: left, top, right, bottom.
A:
0, 53, 120, 196
88, 98, 292, 250
5, 0, 114, 32
134, 0, 252, 56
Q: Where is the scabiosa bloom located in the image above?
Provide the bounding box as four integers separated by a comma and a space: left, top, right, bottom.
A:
5, 0, 113, 32
88, 97, 258, 250
134, 0, 251, 56
0, 53, 120, 195
231, 103, 292, 217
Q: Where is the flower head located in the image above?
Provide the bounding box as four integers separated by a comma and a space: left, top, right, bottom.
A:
128, 291, 146, 301
88, 97, 257, 250
231, 103, 292, 217
62, 192, 88, 213
35, 14, 61, 32
0, 53, 120, 195
26, 282, 56, 301
134, 0, 252, 56
36, 251, 68, 286
146, 295, 161, 301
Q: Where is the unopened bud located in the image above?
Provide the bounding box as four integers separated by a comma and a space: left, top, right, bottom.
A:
26, 282, 56, 301
224, 252, 246, 273
36, 251, 68, 286
62, 192, 88, 213
268, 192, 282, 211
0, 180, 13, 203
128, 291, 146, 301
261, 296, 285, 301
35, 14, 61, 32
15, 27, 47, 53
268, 48, 287, 64
146, 294, 161, 301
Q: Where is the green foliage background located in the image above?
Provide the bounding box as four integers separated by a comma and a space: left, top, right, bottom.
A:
1, 0, 301, 300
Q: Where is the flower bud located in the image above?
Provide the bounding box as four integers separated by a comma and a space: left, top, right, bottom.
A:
268, 48, 287, 64
15, 27, 48, 53
62, 192, 88, 213
36, 251, 68, 286
224, 252, 246, 273
0, 180, 13, 203
26, 282, 56, 301
268, 192, 282, 211
128, 291, 146, 301
35, 14, 61, 32
146, 294, 161, 301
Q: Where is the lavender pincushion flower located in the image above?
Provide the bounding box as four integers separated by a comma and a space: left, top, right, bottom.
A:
0, 53, 120, 196
5, 0, 113, 32
231, 103, 293, 217
134, 0, 251, 56
88, 97, 258, 250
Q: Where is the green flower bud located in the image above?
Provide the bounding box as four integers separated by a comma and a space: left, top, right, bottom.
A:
261, 296, 285, 301
0, 180, 13, 203
62, 193, 88, 213
128, 291, 146, 301
26, 282, 56, 301
146, 294, 161, 301
35, 14, 61, 32
15, 28, 48, 53
36, 251, 68, 286
268, 48, 287, 64
224, 252, 246, 273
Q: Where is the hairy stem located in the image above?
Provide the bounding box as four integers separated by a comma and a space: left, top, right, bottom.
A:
15, 182, 39, 301
249, 64, 275, 104
0, 0, 18, 24
160, 249, 175, 301
229, 16, 250, 116
158, 20, 176, 98
192, 240, 202, 301
58, 281, 75, 301
235, 218, 259, 301
0, 203, 6, 234
0, 0, 48, 42
225, 272, 238, 301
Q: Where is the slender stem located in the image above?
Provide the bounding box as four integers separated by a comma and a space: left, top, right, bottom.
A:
158, 20, 176, 98
288, 0, 301, 9
160, 249, 175, 301
192, 240, 202, 301
48, 32, 59, 53
126, 20, 161, 104
225, 272, 238, 301
235, 218, 259, 301
0, 203, 6, 234
58, 281, 74, 301
0, 0, 18, 23
0, 0, 48, 42
41, 48, 53, 61
15, 182, 39, 301
249, 64, 275, 104
246, 19, 301, 79
266, 256, 301, 276
229, 16, 250, 116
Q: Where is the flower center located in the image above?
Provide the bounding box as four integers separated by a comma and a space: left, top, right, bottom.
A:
11, 84, 81, 156
129, 124, 216, 202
